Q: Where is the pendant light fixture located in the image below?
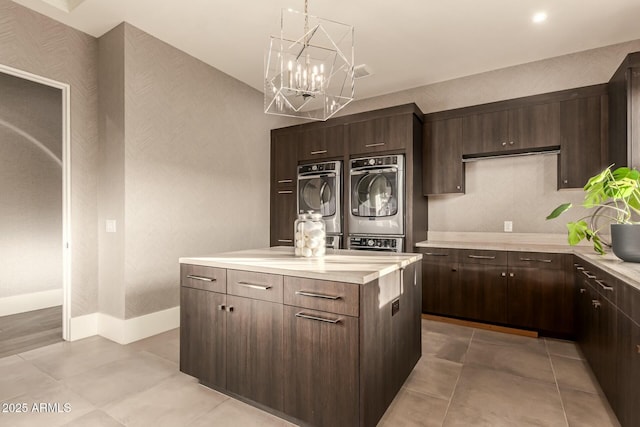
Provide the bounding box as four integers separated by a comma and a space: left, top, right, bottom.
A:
264, 0, 355, 121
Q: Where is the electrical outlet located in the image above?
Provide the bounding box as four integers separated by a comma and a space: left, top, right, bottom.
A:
106, 219, 117, 233
504, 221, 513, 232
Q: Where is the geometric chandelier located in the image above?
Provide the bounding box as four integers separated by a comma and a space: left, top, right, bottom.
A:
264, 0, 355, 121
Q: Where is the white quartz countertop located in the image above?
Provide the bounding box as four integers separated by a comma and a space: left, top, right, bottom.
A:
415, 238, 640, 292
179, 247, 422, 285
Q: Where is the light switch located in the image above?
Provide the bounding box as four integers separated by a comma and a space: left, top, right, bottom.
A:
106, 219, 117, 233
504, 221, 513, 232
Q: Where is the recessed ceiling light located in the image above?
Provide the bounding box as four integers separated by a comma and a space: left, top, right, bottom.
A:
532, 12, 548, 23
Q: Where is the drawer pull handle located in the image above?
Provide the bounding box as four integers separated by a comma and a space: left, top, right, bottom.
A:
468, 255, 496, 260
581, 270, 597, 279
310, 150, 328, 155
295, 291, 341, 300
237, 281, 272, 291
519, 257, 552, 263
278, 239, 293, 243
365, 142, 385, 147
277, 179, 293, 184
278, 190, 293, 194
595, 280, 614, 292
592, 300, 601, 308
424, 252, 448, 257
295, 312, 340, 324
575, 265, 585, 271
187, 275, 216, 282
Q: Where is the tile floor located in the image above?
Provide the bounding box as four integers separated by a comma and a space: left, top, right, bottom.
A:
0, 319, 620, 426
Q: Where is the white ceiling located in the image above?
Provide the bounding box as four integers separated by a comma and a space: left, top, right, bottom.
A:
12, 0, 640, 100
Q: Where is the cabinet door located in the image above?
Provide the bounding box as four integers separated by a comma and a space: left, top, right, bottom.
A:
348, 114, 412, 155
393, 263, 421, 389
457, 264, 507, 323
559, 95, 603, 188
591, 293, 618, 412
298, 125, 344, 161
272, 131, 299, 187
423, 118, 464, 195
270, 188, 296, 246
616, 316, 640, 427
507, 267, 563, 331
179, 287, 226, 387
462, 110, 509, 154
422, 260, 459, 316
225, 295, 284, 411
283, 306, 358, 427
508, 102, 560, 150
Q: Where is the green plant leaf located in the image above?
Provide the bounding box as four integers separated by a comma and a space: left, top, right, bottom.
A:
566, 221, 587, 246
546, 203, 572, 220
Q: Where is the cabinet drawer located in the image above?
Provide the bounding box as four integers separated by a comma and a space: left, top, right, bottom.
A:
578, 263, 619, 305
507, 252, 565, 270
227, 270, 283, 303
181, 264, 226, 293
284, 277, 359, 317
460, 249, 507, 265
419, 247, 459, 263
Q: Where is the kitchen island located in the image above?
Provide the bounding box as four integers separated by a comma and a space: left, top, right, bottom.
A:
179, 247, 422, 427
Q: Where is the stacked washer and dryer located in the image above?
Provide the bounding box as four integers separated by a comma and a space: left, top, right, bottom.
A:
296, 154, 405, 253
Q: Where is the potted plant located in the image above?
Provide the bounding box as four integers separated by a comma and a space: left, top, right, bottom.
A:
546, 165, 640, 262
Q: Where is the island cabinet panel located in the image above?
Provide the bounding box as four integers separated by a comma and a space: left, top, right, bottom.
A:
227, 270, 284, 303
180, 287, 226, 388
283, 306, 359, 427
180, 264, 226, 293
225, 295, 284, 411
283, 276, 359, 317
348, 114, 412, 155
423, 117, 464, 195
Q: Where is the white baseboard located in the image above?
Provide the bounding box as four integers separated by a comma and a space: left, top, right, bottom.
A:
68, 312, 98, 341
68, 306, 180, 344
0, 289, 63, 317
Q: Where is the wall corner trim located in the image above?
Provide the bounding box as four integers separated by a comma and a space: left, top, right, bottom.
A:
68, 306, 180, 344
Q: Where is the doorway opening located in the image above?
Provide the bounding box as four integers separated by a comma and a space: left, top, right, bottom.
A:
0, 64, 71, 353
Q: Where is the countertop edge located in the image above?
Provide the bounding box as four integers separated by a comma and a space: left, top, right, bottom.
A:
179, 251, 422, 285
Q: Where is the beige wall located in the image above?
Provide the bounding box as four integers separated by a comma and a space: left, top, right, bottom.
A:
0, 0, 98, 316
97, 24, 126, 319
99, 24, 289, 319
0, 72, 62, 298
339, 39, 640, 233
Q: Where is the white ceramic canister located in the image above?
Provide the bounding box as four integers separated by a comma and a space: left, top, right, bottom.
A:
294, 212, 326, 257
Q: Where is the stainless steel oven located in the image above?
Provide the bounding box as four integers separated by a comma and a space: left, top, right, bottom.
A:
297, 160, 342, 237
348, 154, 404, 236
347, 236, 404, 252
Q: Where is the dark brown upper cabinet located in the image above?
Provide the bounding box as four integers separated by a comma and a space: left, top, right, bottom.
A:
462, 102, 560, 155
271, 130, 299, 187
559, 94, 606, 189
348, 114, 412, 156
297, 125, 344, 161
608, 51, 640, 169
423, 117, 464, 195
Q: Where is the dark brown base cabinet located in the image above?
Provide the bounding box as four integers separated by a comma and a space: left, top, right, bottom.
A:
419, 248, 573, 337
573, 258, 640, 427
180, 261, 422, 427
